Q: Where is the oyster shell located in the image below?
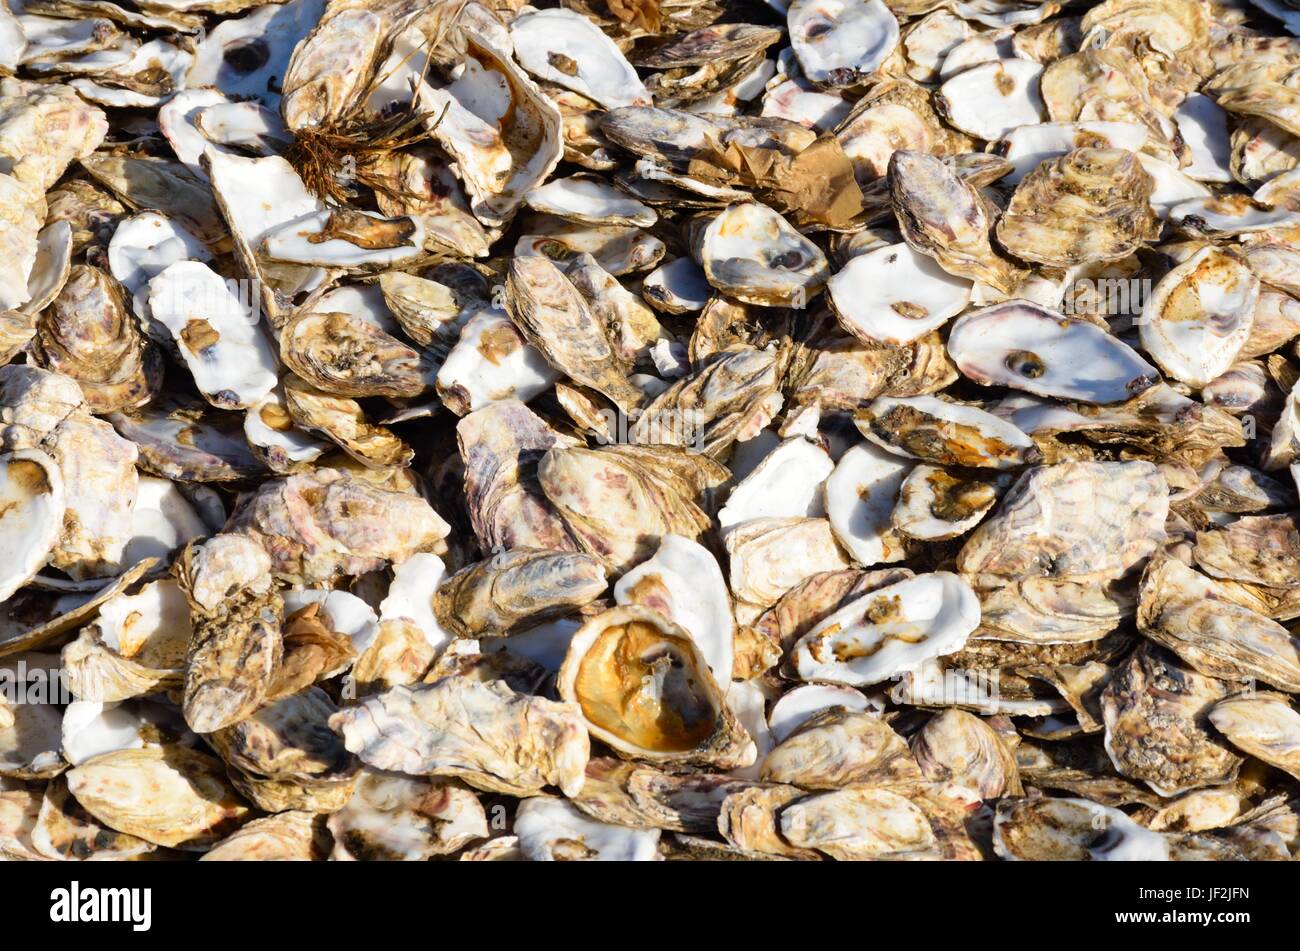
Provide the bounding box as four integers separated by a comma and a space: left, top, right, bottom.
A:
330, 674, 589, 798
889, 149, 1022, 293
699, 202, 829, 307
1140, 246, 1260, 388
791, 572, 979, 685
949, 300, 1157, 403
787, 0, 899, 88
558, 605, 753, 768
996, 148, 1161, 267
854, 395, 1035, 469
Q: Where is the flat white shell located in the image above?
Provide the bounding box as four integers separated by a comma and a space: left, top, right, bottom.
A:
937, 59, 1045, 140
792, 572, 980, 685
718, 437, 834, 530
787, 0, 900, 87
147, 261, 279, 410
510, 8, 650, 110
828, 242, 972, 345
824, 441, 913, 566
948, 300, 1159, 403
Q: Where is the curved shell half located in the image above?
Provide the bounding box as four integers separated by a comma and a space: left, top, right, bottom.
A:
0, 450, 65, 602
948, 300, 1158, 403
510, 8, 651, 110
699, 202, 830, 307
787, 0, 900, 88
557, 605, 753, 768
791, 572, 980, 685
1139, 246, 1260, 388
828, 242, 972, 346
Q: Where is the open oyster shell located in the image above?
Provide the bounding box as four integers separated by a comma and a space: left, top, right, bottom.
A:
557, 605, 753, 768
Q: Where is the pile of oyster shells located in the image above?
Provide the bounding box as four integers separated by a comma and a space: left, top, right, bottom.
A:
7, 0, 1300, 862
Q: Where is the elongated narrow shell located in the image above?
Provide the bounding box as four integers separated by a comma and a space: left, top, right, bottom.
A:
147, 261, 278, 409
1139, 246, 1260, 388
510, 8, 651, 110
259, 209, 424, 269
0, 450, 65, 602
433, 548, 607, 639
699, 202, 830, 307
889, 150, 1022, 293
855, 395, 1035, 469
526, 175, 656, 228
176, 535, 283, 733
948, 300, 1158, 404
827, 242, 971, 346
506, 255, 645, 415
824, 441, 913, 566
558, 605, 754, 768
993, 796, 1171, 861
791, 571, 978, 685
788, 0, 900, 88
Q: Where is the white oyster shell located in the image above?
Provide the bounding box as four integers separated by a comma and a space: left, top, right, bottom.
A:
792, 572, 980, 685
1139, 246, 1259, 388
147, 261, 278, 410
787, 0, 900, 87
948, 300, 1158, 403
824, 441, 913, 566
828, 242, 972, 345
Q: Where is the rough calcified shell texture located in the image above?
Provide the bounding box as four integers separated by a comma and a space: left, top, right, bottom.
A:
5, 0, 1300, 864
